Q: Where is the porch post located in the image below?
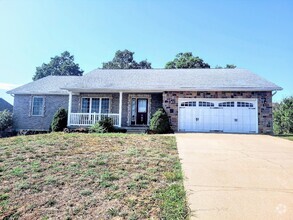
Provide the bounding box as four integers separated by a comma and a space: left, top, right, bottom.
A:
118, 92, 123, 127
67, 91, 72, 126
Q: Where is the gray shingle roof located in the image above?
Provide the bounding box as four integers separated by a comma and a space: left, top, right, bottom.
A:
0, 98, 13, 112
7, 76, 81, 95
63, 68, 282, 92
7, 69, 282, 95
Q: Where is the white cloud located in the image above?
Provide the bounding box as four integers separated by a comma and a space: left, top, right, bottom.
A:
0, 82, 20, 90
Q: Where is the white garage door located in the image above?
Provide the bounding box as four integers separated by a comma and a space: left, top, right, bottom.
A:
178, 98, 258, 133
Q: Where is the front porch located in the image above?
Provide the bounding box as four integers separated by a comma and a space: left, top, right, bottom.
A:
66, 91, 163, 128
69, 113, 120, 126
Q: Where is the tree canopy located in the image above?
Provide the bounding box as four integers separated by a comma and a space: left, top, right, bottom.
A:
32, 51, 84, 81
102, 49, 152, 69
165, 52, 210, 69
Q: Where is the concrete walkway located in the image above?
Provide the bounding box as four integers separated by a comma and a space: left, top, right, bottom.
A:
176, 133, 293, 220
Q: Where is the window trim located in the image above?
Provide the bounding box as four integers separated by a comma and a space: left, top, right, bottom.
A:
81, 97, 110, 114
31, 96, 45, 116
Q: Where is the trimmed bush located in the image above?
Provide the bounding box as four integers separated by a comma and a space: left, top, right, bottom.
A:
149, 108, 171, 134
0, 110, 12, 131
274, 96, 293, 134
51, 108, 68, 132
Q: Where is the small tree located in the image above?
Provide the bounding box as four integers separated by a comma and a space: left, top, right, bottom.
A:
0, 110, 12, 131
51, 108, 68, 132
150, 108, 171, 134
273, 96, 293, 134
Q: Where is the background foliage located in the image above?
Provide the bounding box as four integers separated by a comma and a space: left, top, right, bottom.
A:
273, 96, 293, 134
33, 51, 83, 81
0, 110, 12, 131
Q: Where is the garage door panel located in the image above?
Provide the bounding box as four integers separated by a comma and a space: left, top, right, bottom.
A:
178, 99, 257, 133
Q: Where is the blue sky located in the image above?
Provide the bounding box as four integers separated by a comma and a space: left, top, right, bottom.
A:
0, 0, 292, 104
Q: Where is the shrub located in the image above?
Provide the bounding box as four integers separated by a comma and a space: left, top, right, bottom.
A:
99, 117, 114, 132
89, 122, 106, 133
274, 96, 293, 134
0, 110, 12, 131
89, 118, 125, 133
149, 108, 171, 134
51, 108, 68, 132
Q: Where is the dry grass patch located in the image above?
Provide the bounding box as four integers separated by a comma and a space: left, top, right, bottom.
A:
0, 133, 188, 219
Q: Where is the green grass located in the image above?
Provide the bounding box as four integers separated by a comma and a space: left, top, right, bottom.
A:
0, 133, 188, 219
276, 134, 293, 141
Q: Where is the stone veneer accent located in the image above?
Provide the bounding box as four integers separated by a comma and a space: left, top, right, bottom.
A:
163, 91, 273, 134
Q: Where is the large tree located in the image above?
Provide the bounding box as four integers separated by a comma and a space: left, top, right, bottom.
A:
165, 52, 210, 69
102, 49, 152, 69
32, 51, 84, 81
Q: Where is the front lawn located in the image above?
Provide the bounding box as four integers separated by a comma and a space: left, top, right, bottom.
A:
0, 133, 188, 219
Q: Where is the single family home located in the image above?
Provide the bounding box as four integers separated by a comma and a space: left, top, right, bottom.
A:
7, 68, 282, 134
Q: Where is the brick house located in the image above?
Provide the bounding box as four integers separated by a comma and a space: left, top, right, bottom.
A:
7, 68, 282, 134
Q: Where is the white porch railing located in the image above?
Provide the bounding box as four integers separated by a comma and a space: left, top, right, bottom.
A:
69, 113, 119, 126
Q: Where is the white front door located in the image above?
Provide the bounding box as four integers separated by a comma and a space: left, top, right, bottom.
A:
178, 98, 258, 133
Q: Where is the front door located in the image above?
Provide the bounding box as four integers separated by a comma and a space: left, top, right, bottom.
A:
136, 99, 148, 125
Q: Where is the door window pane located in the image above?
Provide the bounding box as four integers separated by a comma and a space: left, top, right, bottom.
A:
81, 98, 90, 113
138, 99, 147, 113
101, 98, 110, 113
131, 98, 136, 124
92, 98, 100, 113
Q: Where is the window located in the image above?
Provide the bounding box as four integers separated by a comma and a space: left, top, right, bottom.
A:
180, 101, 196, 107
81, 97, 110, 113
81, 98, 90, 113
101, 98, 110, 113
92, 98, 100, 113
219, 102, 235, 107
131, 98, 136, 125
199, 101, 214, 107
32, 96, 44, 116
237, 102, 253, 107
137, 99, 147, 113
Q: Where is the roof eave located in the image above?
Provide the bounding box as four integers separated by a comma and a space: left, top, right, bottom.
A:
60, 86, 283, 93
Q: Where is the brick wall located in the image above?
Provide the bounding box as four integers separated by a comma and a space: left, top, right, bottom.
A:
163, 91, 273, 134
13, 93, 163, 130
13, 95, 70, 131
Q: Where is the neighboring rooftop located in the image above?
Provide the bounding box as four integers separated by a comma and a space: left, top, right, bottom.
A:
0, 98, 13, 112
7, 69, 282, 94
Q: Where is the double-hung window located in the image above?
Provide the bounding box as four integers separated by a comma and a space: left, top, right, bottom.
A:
31, 96, 44, 116
81, 97, 110, 114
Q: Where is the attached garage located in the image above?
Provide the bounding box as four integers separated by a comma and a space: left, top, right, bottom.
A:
178, 98, 258, 133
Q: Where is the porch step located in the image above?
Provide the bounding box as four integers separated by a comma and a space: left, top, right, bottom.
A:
122, 126, 149, 134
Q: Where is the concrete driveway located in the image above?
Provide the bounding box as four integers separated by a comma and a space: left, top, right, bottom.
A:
176, 133, 293, 220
